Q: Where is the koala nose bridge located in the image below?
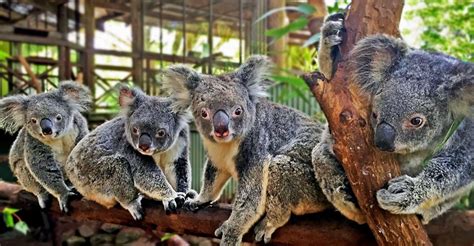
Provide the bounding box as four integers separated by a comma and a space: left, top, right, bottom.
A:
138, 133, 152, 151
40, 118, 53, 135
213, 110, 230, 137
374, 122, 396, 152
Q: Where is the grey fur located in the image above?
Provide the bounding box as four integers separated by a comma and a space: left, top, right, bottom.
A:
162, 56, 363, 245
0, 81, 91, 212
318, 14, 474, 223
65, 86, 195, 220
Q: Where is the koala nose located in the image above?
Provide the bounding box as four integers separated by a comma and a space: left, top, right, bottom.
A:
138, 133, 152, 152
374, 122, 396, 152
213, 110, 229, 138
40, 118, 53, 135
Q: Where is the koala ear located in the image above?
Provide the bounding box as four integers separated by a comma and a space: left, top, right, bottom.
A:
57, 81, 92, 112
0, 95, 29, 134
350, 35, 409, 94
442, 62, 474, 117
162, 65, 201, 112
235, 55, 272, 101
118, 84, 146, 112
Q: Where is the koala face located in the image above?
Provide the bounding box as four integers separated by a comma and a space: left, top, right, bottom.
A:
0, 81, 91, 139
119, 87, 188, 156
162, 55, 272, 144
351, 35, 473, 154
25, 93, 75, 141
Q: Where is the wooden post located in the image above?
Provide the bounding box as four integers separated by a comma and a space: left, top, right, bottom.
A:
267, 0, 287, 67
303, 0, 432, 245
84, 0, 95, 102
57, 3, 70, 81
131, 0, 144, 88
17, 56, 41, 93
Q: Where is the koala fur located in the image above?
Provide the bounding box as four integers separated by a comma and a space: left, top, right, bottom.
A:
318, 14, 474, 224
65, 86, 195, 220
162, 56, 364, 245
0, 81, 91, 212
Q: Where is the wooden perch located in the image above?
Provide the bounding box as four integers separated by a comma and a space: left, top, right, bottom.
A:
304, 0, 433, 245
17, 55, 42, 93
0, 182, 473, 245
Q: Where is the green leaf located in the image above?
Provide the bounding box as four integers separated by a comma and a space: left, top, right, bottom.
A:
14, 221, 29, 235
302, 33, 321, 47
265, 17, 309, 39
3, 207, 19, 215
3, 213, 14, 228
161, 232, 175, 242
255, 3, 315, 23
0, 50, 9, 61
296, 3, 316, 15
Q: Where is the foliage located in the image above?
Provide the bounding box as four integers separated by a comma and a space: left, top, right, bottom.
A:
2, 207, 29, 235
404, 0, 473, 62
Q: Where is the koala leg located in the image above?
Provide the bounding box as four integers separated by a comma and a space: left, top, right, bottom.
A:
12, 160, 50, 208
24, 135, 72, 213
318, 13, 344, 80
255, 153, 330, 244
184, 159, 231, 211
215, 160, 269, 246
312, 134, 366, 224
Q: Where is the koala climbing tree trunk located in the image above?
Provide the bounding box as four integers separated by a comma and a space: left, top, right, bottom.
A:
304, 0, 432, 245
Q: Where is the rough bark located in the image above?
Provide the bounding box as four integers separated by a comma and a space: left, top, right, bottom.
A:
0, 182, 472, 245
304, 0, 432, 245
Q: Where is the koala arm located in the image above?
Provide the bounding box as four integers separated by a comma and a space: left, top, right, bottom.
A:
377, 118, 474, 222
24, 134, 72, 211
318, 13, 344, 80
215, 159, 269, 245
73, 112, 89, 143
184, 159, 231, 210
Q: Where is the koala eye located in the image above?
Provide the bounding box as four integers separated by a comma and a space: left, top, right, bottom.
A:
56, 114, 62, 121
410, 117, 424, 127
132, 127, 139, 135
233, 107, 243, 117
31, 118, 37, 124
201, 108, 210, 119
156, 129, 166, 138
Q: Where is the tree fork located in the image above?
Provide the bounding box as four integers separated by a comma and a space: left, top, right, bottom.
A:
304, 0, 432, 245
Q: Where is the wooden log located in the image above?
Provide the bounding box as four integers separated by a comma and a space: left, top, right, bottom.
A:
0, 182, 472, 245
303, 0, 433, 245
131, 0, 144, 88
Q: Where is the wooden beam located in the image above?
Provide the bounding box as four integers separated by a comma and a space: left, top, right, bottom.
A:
17, 55, 42, 93
0, 182, 472, 245
0, 33, 83, 50
83, 0, 95, 100
130, 0, 144, 87
57, 3, 70, 81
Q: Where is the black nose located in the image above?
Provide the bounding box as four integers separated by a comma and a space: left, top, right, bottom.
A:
40, 118, 53, 135
213, 110, 229, 138
138, 133, 152, 152
374, 122, 396, 152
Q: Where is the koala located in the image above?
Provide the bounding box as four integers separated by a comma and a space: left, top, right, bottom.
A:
65, 85, 195, 220
318, 14, 473, 224
162, 56, 364, 245
0, 81, 91, 212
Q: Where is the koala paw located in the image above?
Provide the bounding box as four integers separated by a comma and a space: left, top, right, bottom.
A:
175, 192, 186, 208
58, 191, 76, 213
183, 197, 211, 212
163, 198, 178, 215
215, 221, 242, 246
321, 20, 344, 47
254, 219, 274, 244
129, 206, 144, 221
186, 189, 198, 199
376, 175, 419, 214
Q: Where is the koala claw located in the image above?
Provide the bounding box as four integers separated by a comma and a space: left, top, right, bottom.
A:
254, 221, 273, 244
129, 208, 143, 221
183, 199, 211, 212
58, 192, 75, 213
175, 192, 186, 208
163, 199, 178, 215
215, 222, 242, 246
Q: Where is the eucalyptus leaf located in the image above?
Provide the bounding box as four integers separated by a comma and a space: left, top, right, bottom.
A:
303, 33, 321, 47
265, 17, 309, 39
14, 221, 29, 235
3, 213, 14, 228
3, 207, 19, 215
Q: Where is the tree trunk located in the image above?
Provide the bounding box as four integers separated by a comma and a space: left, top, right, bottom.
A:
304, 0, 432, 245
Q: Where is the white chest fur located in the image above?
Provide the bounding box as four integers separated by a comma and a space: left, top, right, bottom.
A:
202, 137, 240, 179
152, 137, 186, 190
45, 127, 79, 167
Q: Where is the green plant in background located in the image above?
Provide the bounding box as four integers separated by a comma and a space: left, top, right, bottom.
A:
2, 207, 29, 235
404, 0, 473, 62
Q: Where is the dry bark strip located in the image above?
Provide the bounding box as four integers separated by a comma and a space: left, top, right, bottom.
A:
304, 0, 433, 245
0, 182, 473, 245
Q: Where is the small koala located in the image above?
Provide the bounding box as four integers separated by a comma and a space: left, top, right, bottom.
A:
162, 56, 364, 245
318, 14, 473, 223
0, 81, 91, 212
65, 85, 195, 220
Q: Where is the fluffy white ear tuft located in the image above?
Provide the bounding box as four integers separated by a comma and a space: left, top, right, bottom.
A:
162, 65, 201, 112
0, 95, 29, 134
235, 55, 273, 102
58, 81, 92, 112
